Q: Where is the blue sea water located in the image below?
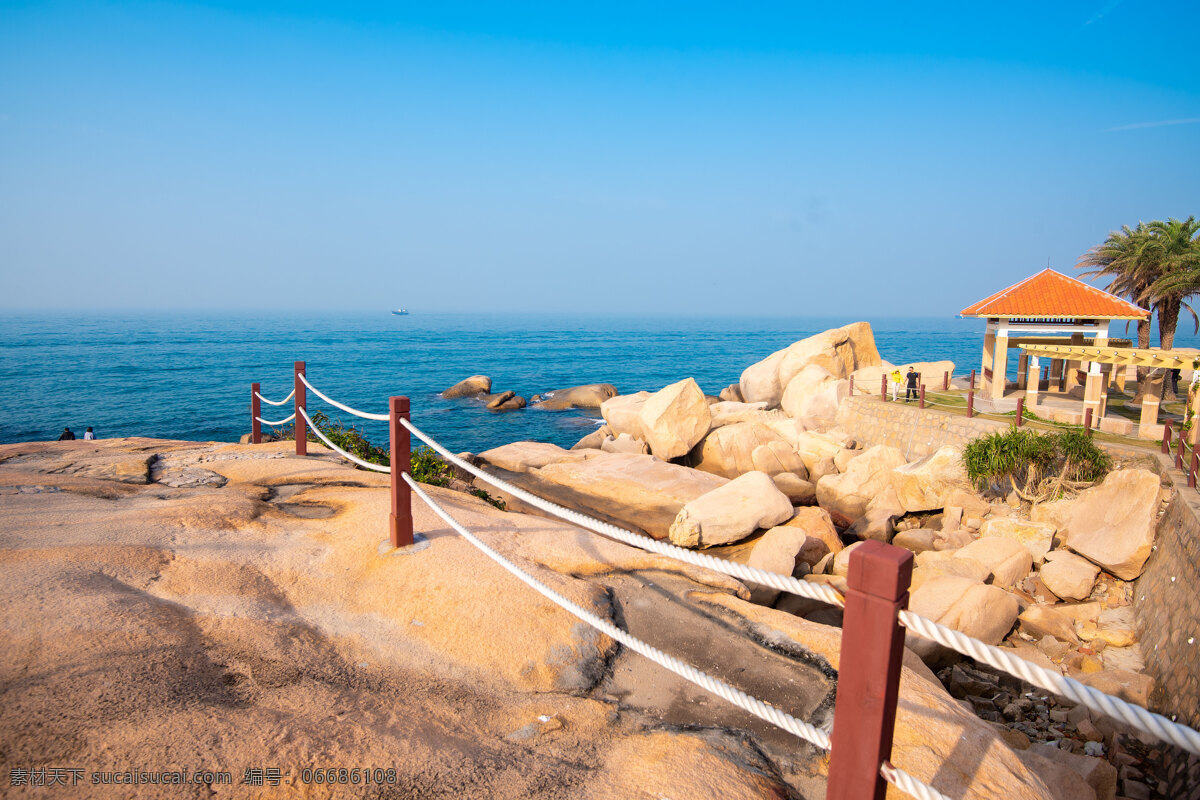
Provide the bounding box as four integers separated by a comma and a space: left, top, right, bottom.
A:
0, 313, 1185, 453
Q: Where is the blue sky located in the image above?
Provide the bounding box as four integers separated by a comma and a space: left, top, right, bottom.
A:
1, 1, 1198, 314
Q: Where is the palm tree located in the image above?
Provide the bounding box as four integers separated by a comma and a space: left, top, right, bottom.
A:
1142, 217, 1200, 399
1077, 224, 1154, 399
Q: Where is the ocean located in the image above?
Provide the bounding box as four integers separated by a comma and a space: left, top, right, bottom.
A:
0, 313, 1182, 454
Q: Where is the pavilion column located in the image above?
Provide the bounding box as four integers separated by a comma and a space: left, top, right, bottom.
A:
1083, 366, 1104, 423
1025, 356, 1040, 408
1138, 370, 1165, 439
990, 333, 1009, 401
1017, 354, 1029, 390
1065, 333, 1086, 391
981, 325, 997, 398
1049, 358, 1064, 390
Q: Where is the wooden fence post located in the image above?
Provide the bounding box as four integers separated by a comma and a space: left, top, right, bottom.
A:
1176, 428, 1185, 471
827, 541, 914, 800
967, 389, 975, 418
849, 374, 854, 396
881, 374, 887, 401
1015, 398, 1024, 428
294, 361, 307, 457
943, 370, 949, 390
251, 382, 262, 445
1084, 408, 1093, 438
919, 385, 925, 409
389, 396, 413, 548
1162, 421, 1173, 455
970, 369, 976, 390
1189, 447, 1197, 489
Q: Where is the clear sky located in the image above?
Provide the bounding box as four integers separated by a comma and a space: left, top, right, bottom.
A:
2, 1, 1198, 315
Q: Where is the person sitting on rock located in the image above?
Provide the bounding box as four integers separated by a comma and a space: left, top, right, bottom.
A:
83, 427, 96, 440
58, 427, 76, 441
905, 367, 919, 402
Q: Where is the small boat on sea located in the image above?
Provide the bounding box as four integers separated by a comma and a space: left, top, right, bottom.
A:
392, 309, 409, 316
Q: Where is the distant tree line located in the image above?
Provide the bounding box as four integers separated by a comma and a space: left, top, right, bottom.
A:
1077, 216, 1200, 400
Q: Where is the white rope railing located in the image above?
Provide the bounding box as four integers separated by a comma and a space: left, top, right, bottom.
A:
298, 373, 389, 421
256, 389, 295, 406
899, 610, 1200, 755
400, 472, 836, 750
295, 407, 391, 474
255, 413, 295, 426
399, 417, 845, 610
880, 763, 952, 800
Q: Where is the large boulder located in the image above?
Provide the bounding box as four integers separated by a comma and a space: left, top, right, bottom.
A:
779, 365, 848, 422
739, 322, 881, 407
745, 526, 810, 604
669, 471, 793, 548
442, 375, 491, 398
478, 441, 579, 473
600, 433, 650, 455
955, 536, 1032, 588
907, 575, 1019, 661
979, 517, 1057, 565
637, 379, 712, 459
771, 473, 817, 504
779, 506, 844, 558
815, 445, 906, 521
1065, 469, 1162, 580
600, 392, 650, 440
1039, 550, 1100, 601
485, 451, 727, 540
533, 383, 619, 410
571, 425, 612, 450
688, 422, 806, 480
891, 445, 970, 512
707, 400, 770, 429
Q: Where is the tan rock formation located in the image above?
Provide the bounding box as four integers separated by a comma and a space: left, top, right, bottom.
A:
891, 445, 970, 512
739, 322, 881, 407
1039, 550, 1100, 601
955, 536, 1032, 589
669, 471, 794, 548
637, 378, 712, 459
815, 444, 906, 521
532, 383, 619, 410
779, 364, 847, 421
979, 517, 1057, 565
600, 433, 650, 455
688, 422, 805, 480
479, 441, 579, 473
599, 391, 651, 440
908, 575, 1019, 660
442, 374, 491, 398
770, 472, 817, 505
707, 400, 770, 429
1065, 469, 1161, 580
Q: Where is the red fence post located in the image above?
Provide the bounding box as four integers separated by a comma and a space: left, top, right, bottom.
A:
1015, 397, 1024, 428
294, 361, 307, 456
849, 374, 855, 396
1176, 430, 1185, 471
1083, 408, 1093, 438
389, 396, 413, 548
881, 374, 887, 401
1162, 421, 1173, 455
943, 370, 949, 390
970, 369, 976, 390
919, 385, 925, 409
967, 389, 975, 418
827, 541, 914, 800
1189, 447, 1198, 489
251, 382, 262, 445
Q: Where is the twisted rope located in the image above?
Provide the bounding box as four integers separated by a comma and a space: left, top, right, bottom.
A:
399, 418, 845, 609
880, 763, 953, 800
401, 473, 835, 751
296, 407, 391, 474
255, 413, 295, 426
298, 373, 389, 421
255, 389, 295, 406
898, 610, 1200, 755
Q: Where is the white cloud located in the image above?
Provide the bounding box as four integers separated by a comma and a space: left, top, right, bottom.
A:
1107, 118, 1200, 132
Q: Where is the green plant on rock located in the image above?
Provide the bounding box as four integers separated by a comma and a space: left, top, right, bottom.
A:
962, 427, 1111, 502
410, 445, 452, 486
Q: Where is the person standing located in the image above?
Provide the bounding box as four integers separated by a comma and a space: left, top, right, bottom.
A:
905, 367, 919, 402
58, 427, 76, 441
889, 368, 903, 401
83, 427, 96, 440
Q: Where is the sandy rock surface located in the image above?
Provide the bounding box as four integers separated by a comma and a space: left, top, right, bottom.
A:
1064, 469, 1161, 580
668, 471, 793, 548
637, 377, 712, 459
739, 322, 881, 407
815, 444, 906, 521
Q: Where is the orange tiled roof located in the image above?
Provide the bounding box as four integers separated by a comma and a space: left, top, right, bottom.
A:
960, 269, 1149, 319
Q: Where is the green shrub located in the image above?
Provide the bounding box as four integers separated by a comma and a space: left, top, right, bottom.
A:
410, 445, 452, 486
962, 427, 1111, 501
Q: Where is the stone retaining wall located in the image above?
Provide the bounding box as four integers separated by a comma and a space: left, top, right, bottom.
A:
834, 396, 1009, 460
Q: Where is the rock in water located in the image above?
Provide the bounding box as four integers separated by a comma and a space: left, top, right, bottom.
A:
1065, 469, 1161, 580
668, 471, 793, 548
637, 378, 712, 459
1039, 550, 1100, 601
532, 384, 619, 410
890, 445, 970, 512
815, 444, 906, 522
739, 322, 881, 407
442, 375, 492, 398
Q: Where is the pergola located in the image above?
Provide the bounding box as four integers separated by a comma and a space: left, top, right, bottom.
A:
960, 269, 1149, 403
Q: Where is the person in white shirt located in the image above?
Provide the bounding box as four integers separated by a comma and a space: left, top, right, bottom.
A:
83, 427, 96, 440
